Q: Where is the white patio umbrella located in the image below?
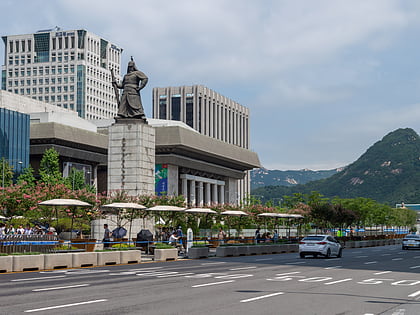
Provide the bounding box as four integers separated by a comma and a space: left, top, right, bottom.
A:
38, 199, 92, 237
101, 203, 147, 244
221, 210, 249, 238
185, 208, 217, 241
147, 205, 186, 240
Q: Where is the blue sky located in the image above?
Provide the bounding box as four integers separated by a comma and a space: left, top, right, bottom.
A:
2, 0, 420, 170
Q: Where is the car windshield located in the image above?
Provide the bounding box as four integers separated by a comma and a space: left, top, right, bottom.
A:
404, 235, 420, 239
303, 236, 325, 241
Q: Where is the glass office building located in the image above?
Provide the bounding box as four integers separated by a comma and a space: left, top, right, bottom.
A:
0, 107, 29, 176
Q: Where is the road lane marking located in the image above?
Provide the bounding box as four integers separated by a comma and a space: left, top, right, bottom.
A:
158, 272, 194, 278
409, 266, 420, 269
11, 275, 66, 282
381, 254, 391, 256
275, 272, 301, 276
192, 280, 235, 288
392, 258, 403, 261
66, 270, 110, 275
408, 290, 420, 298
324, 278, 352, 285
136, 271, 178, 277
240, 292, 284, 303
356, 256, 368, 258
374, 271, 392, 275
285, 261, 306, 265
229, 266, 257, 271
324, 266, 342, 269
255, 258, 273, 261
32, 284, 90, 292
128, 267, 163, 271
201, 262, 226, 265
24, 299, 107, 312
364, 261, 377, 264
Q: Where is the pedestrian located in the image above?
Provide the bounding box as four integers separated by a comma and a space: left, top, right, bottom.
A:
255, 228, 261, 243
7, 224, 15, 234
273, 230, 279, 243
218, 228, 227, 245
0, 223, 5, 235
103, 224, 112, 248
16, 225, 25, 234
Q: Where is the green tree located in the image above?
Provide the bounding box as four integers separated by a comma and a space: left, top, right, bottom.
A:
0, 157, 14, 187
17, 165, 36, 188
65, 167, 86, 191
39, 148, 63, 185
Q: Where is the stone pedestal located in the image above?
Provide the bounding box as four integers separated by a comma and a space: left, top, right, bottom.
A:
108, 119, 155, 196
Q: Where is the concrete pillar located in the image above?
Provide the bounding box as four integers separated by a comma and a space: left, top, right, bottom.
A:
198, 182, 204, 207
182, 178, 188, 204
189, 180, 196, 206
205, 182, 211, 206
212, 183, 218, 204
220, 185, 225, 204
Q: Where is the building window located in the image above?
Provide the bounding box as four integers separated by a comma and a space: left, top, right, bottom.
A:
171, 96, 181, 121
186, 96, 194, 128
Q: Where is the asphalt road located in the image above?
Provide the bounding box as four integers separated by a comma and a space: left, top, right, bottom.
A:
1, 244, 419, 315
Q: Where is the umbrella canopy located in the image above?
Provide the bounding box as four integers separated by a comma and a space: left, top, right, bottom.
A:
221, 210, 248, 216
38, 199, 91, 207
288, 214, 304, 219
147, 205, 186, 212
185, 208, 217, 214
102, 202, 147, 210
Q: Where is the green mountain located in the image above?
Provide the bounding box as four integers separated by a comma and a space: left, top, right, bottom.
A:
252, 128, 420, 205
251, 168, 341, 189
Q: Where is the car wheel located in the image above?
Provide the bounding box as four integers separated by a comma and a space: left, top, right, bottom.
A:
325, 248, 331, 258
337, 248, 342, 258
300, 253, 305, 259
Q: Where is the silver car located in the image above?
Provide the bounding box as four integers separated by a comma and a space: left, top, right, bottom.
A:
299, 235, 342, 258
402, 234, 420, 250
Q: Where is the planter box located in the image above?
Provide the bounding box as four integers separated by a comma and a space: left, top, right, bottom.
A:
72, 252, 97, 268
97, 251, 121, 265
120, 250, 141, 264
0, 256, 13, 273
216, 246, 238, 257
237, 246, 248, 256
44, 253, 72, 269
13, 255, 44, 272
154, 248, 178, 261
71, 239, 97, 252
188, 247, 209, 259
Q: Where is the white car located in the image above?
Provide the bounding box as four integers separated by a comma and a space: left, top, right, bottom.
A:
402, 234, 420, 250
299, 235, 342, 258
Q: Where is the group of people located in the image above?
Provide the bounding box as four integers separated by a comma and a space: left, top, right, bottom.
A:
255, 228, 279, 243
0, 223, 56, 235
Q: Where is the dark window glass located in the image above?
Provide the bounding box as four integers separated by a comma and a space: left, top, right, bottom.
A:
171, 96, 181, 121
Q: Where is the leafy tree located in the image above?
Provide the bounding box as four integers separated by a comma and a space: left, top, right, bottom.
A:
39, 148, 63, 185
65, 167, 86, 191
17, 165, 36, 188
0, 157, 14, 187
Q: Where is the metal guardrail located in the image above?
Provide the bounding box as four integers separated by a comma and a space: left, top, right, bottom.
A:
0, 235, 59, 254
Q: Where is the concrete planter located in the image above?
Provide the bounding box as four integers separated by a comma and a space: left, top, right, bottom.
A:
13, 255, 44, 272
120, 250, 141, 264
72, 252, 97, 268
0, 256, 13, 273
237, 246, 248, 256
188, 247, 209, 259
44, 253, 72, 270
216, 246, 237, 257
97, 251, 121, 265
154, 248, 178, 261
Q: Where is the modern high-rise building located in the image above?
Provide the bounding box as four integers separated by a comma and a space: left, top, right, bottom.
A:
1, 27, 122, 119
152, 85, 253, 203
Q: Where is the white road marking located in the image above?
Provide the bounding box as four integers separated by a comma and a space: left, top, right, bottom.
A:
66, 269, 110, 274
158, 272, 194, 278
255, 258, 273, 261
109, 271, 137, 276
136, 271, 178, 277
240, 292, 284, 303
356, 256, 368, 258
374, 271, 392, 275
364, 261, 377, 264
275, 272, 301, 276
128, 267, 163, 272
414, 256, 420, 259
285, 261, 306, 265
24, 299, 107, 313
381, 254, 391, 256
201, 262, 226, 265
11, 275, 66, 282
409, 266, 420, 269
408, 290, 420, 298
192, 280, 235, 288
324, 278, 352, 285
32, 284, 90, 292
324, 266, 342, 269
229, 266, 257, 271
392, 258, 403, 261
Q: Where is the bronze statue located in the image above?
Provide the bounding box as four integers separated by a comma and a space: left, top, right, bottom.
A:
111, 57, 148, 121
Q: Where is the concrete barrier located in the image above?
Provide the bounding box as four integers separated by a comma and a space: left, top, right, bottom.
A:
72, 252, 97, 268
0, 256, 13, 273
97, 251, 121, 265
44, 253, 72, 270
120, 250, 141, 264
13, 255, 44, 272
154, 248, 178, 261
188, 247, 209, 259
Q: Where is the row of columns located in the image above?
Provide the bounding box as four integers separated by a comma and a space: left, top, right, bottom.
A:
180, 174, 225, 206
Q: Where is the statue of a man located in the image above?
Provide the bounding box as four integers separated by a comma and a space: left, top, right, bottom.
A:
112, 58, 148, 120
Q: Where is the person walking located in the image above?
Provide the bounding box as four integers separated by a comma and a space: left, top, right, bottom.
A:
103, 224, 112, 248
218, 228, 227, 245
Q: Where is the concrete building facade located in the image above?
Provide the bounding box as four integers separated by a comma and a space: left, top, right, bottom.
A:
152, 85, 253, 203
2, 28, 122, 120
